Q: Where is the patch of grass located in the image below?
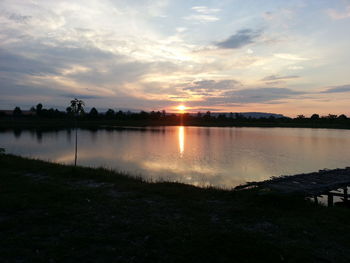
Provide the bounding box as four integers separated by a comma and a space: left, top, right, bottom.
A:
1, 154, 350, 262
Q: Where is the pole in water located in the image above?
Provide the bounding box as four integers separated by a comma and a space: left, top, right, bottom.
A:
74, 120, 78, 166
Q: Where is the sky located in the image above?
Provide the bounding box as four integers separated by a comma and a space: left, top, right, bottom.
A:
1, 0, 350, 116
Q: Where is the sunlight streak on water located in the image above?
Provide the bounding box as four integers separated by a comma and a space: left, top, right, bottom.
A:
179, 126, 184, 157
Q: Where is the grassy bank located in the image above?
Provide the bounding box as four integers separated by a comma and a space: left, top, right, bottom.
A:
1, 154, 350, 262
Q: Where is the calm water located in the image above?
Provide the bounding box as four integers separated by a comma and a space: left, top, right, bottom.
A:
1, 126, 350, 188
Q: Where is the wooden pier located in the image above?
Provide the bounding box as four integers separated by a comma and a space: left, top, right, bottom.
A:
236, 167, 350, 206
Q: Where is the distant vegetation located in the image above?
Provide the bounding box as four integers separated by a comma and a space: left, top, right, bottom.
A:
1, 103, 350, 129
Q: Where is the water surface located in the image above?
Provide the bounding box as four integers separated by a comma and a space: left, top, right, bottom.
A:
1, 126, 350, 188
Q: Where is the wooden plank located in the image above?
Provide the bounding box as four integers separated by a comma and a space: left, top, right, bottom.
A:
328, 192, 348, 197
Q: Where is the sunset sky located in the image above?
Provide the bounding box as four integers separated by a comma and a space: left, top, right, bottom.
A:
1, 0, 350, 116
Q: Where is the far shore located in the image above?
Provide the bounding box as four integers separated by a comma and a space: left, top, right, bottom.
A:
2, 117, 350, 130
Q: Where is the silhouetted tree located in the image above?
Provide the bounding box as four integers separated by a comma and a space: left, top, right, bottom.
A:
139, 111, 149, 120
37, 103, 42, 110
35, 103, 43, 116
204, 111, 211, 120
36, 103, 43, 111
70, 98, 85, 166
310, 114, 319, 120
13, 107, 22, 116
338, 114, 347, 120
116, 110, 125, 120
150, 111, 161, 120
235, 113, 245, 120
105, 109, 115, 119
217, 114, 227, 121
89, 107, 98, 117
47, 108, 55, 118
327, 114, 337, 120
66, 106, 73, 116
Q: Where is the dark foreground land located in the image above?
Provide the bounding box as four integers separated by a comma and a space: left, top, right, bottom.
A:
1, 155, 350, 262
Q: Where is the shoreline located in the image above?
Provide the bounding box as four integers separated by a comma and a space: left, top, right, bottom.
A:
1, 118, 350, 130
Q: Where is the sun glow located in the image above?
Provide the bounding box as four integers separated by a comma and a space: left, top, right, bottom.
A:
176, 105, 187, 113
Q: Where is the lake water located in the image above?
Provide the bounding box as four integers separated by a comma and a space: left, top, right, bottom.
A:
1, 126, 350, 188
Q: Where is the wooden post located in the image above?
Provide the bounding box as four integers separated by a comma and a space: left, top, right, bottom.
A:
74, 118, 78, 167
327, 193, 334, 207
344, 187, 348, 203
314, 196, 318, 204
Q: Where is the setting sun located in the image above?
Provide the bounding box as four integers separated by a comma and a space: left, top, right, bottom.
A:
176, 105, 187, 113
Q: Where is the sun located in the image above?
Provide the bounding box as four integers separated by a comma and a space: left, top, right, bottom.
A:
176, 105, 187, 113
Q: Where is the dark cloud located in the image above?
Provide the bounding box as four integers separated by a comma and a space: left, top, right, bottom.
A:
262, 81, 285, 86
168, 95, 190, 99
190, 87, 304, 107
216, 29, 261, 49
224, 87, 303, 103
261, 75, 300, 81
4, 12, 32, 24
191, 107, 223, 112
0, 83, 57, 97
0, 42, 183, 98
184, 80, 240, 94
60, 94, 103, 100
9, 14, 31, 23
0, 44, 119, 77
321, 84, 350, 93
0, 48, 60, 75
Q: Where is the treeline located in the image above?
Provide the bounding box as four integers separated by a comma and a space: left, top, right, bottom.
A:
1, 103, 350, 127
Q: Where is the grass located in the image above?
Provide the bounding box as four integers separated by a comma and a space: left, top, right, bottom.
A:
1, 154, 350, 262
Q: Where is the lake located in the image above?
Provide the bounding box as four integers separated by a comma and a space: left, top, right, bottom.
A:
1, 126, 350, 188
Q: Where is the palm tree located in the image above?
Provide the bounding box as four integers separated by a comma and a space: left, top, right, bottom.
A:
70, 98, 85, 166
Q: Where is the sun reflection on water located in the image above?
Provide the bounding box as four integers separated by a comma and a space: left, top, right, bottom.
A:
179, 126, 184, 157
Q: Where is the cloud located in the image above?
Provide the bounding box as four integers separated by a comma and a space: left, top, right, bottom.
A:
184, 5, 220, 23
261, 75, 300, 81
216, 29, 261, 49
176, 27, 187, 33
183, 80, 240, 94
191, 6, 220, 14
186, 87, 305, 109
322, 84, 350, 93
60, 94, 103, 99
0, 43, 181, 105
222, 87, 304, 103
327, 6, 350, 20
168, 95, 190, 100
288, 66, 304, 70
274, 53, 309, 61
5, 12, 32, 24
184, 14, 219, 23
